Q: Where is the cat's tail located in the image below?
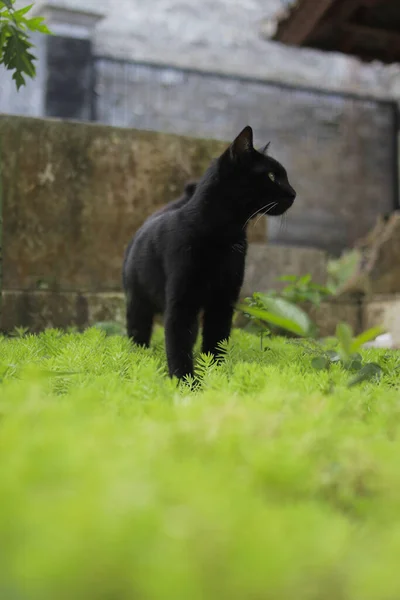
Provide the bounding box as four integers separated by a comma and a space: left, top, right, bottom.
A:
122, 237, 135, 291
184, 181, 197, 196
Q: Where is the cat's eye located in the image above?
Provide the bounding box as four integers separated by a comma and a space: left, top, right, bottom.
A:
268, 172, 275, 182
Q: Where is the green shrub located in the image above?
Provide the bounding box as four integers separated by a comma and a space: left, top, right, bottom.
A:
0, 328, 399, 599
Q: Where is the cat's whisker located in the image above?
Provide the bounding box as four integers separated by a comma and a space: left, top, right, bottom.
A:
253, 214, 263, 228
243, 202, 276, 230
280, 215, 284, 233
264, 202, 278, 216
254, 202, 278, 228
283, 213, 288, 233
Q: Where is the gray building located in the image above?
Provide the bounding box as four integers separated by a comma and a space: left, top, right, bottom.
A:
1, 0, 399, 253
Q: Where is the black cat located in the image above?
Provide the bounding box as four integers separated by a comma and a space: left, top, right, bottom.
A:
123, 126, 296, 380
122, 181, 197, 286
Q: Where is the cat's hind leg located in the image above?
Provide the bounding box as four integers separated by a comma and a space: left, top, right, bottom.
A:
125, 286, 155, 348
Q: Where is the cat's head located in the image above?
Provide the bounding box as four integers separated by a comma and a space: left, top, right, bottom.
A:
219, 125, 296, 218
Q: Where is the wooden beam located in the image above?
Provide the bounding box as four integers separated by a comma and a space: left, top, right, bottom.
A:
325, 0, 364, 26
325, 0, 389, 29
275, 0, 336, 45
340, 23, 400, 50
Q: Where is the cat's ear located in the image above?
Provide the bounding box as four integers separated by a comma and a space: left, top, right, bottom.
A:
260, 142, 270, 155
230, 126, 254, 160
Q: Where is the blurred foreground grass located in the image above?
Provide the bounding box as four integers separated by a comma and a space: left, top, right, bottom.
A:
0, 327, 400, 599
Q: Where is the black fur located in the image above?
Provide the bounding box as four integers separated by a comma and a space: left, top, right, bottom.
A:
122, 126, 296, 380
151, 181, 197, 219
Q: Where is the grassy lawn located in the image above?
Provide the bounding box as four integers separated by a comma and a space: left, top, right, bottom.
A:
1, 327, 400, 599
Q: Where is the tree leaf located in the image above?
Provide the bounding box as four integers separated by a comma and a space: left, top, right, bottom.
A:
26, 16, 52, 34
0, 1, 50, 88
0, 22, 11, 56
1, 0, 14, 10
12, 3, 33, 20
12, 68, 25, 89
3, 26, 36, 84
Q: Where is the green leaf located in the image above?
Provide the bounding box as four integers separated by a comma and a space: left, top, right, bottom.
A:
326, 350, 341, 363
12, 68, 25, 89
12, 3, 33, 20
348, 359, 362, 372
0, 1, 50, 89
26, 16, 52, 34
3, 25, 36, 86
238, 304, 309, 337
21, 48, 36, 76
311, 356, 330, 371
336, 323, 353, 361
258, 295, 314, 336
298, 274, 312, 285
350, 326, 385, 354
347, 362, 382, 388
0, 22, 11, 55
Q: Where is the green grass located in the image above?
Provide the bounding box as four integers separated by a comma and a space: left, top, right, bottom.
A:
0, 327, 400, 600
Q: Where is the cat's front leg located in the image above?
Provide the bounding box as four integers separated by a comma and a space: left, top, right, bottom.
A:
164, 295, 199, 381
201, 300, 235, 358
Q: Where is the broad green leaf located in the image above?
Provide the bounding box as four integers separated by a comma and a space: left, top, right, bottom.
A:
348, 359, 362, 372
311, 356, 330, 371
350, 326, 385, 354
347, 362, 382, 388
326, 350, 340, 363
238, 304, 308, 337
256, 295, 314, 337
336, 323, 353, 360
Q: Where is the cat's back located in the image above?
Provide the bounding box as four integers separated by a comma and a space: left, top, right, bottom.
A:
122, 205, 191, 294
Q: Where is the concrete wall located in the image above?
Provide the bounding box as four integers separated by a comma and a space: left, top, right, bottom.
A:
0, 115, 225, 292
0, 114, 332, 333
